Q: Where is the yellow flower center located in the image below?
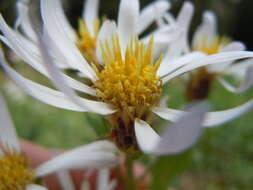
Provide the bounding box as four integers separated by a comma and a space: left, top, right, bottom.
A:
193, 35, 230, 55
94, 36, 162, 117
0, 150, 35, 190
76, 19, 100, 65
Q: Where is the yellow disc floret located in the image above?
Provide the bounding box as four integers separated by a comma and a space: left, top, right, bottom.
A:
94, 36, 162, 117
193, 35, 230, 55
0, 150, 34, 190
76, 19, 100, 65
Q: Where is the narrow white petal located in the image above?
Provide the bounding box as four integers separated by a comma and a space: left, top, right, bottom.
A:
153, 99, 253, 128
221, 41, 246, 52
225, 58, 253, 80
218, 64, 253, 93
41, 0, 75, 42
118, 0, 139, 52
134, 119, 160, 153
177, 1, 194, 29
57, 171, 75, 190
0, 54, 114, 115
38, 32, 114, 115
35, 140, 118, 177
162, 51, 253, 83
97, 169, 111, 190
41, 0, 96, 80
0, 94, 20, 152
136, 103, 207, 155
0, 17, 96, 95
26, 184, 48, 190
158, 52, 207, 77
192, 11, 217, 47
96, 20, 117, 63
83, 0, 99, 36
15, 1, 37, 41
203, 99, 253, 127
137, 0, 170, 34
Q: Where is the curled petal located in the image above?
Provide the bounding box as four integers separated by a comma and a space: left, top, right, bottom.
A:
152, 99, 253, 128
137, 0, 170, 34
135, 103, 208, 155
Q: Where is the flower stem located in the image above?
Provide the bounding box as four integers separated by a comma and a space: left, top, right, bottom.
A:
126, 155, 136, 190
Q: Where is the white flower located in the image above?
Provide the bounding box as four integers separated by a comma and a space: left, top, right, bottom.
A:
0, 94, 118, 190
157, 5, 253, 94
1, 0, 253, 153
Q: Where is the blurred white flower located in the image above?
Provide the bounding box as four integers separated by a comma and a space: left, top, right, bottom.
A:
1, 0, 253, 154
0, 94, 118, 190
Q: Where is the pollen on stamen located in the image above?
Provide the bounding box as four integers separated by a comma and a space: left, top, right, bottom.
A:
93, 36, 162, 117
0, 149, 35, 190
193, 35, 230, 55
76, 19, 100, 65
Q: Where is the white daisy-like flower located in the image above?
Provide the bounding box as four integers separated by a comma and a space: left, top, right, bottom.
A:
1, 0, 253, 154
0, 94, 118, 190
158, 6, 253, 97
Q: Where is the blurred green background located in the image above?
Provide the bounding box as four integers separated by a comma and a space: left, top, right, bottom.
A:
1, 0, 253, 189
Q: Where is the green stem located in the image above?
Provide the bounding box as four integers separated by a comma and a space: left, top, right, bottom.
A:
126, 155, 136, 190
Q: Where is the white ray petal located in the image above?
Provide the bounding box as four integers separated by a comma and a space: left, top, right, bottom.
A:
134, 119, 160, 153
118, 0, 139, 53
158, 52, 206, 77
40, 0, 96, 80
218, 64, 253, 93
224, 58, 253, 80
162, 51, 253, 83
15, 1, 37, 41
221, 41, 246, 52
152, 99, 253, 128
165, 2, 194, 57
192, 11, 217, 47
177, 1, 194, 30
96, 20, 117, 63
57, 171, 75, 190
35, 141, 118, 177
0, 54, 114, 115
135, 103, 207, 155
38, 31, 114, 115
83, 0, 99, 36
0, 17, 96, 95
97, 169, 111, 190
26, 184, 48, 190
137, 0, 170, 34
0, 94, 20, 152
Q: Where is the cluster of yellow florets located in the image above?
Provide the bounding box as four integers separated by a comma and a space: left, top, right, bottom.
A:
94, 36, 162, 116
193, 35, 230, 55
0, 150, 34, 190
